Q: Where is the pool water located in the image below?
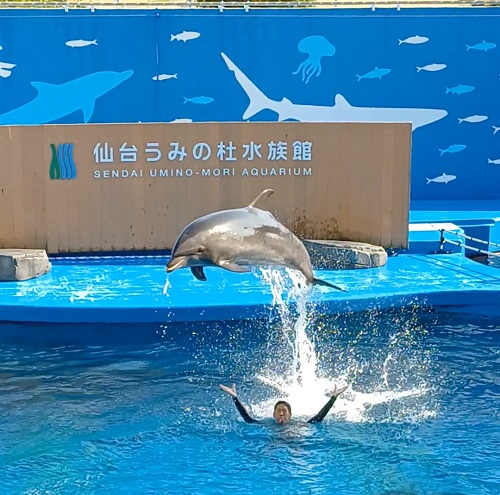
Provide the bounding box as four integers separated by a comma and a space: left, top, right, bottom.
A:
1, 304, 499, 495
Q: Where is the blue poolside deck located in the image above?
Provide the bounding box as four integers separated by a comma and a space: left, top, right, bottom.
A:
2, 219, 500, 323
1, 252, 500, 323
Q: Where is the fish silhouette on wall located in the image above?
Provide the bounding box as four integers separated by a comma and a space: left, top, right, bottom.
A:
0, 70, 133, 125
466, 40, 496, 51
221, 52, 447, 131
65, 39, 98, 48
426, 173, 457, 184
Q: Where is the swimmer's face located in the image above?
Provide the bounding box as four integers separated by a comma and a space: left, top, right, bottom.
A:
273, 402, 291, 425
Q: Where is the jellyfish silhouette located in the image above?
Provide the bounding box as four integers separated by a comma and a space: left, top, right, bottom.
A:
293, 36, 335, 84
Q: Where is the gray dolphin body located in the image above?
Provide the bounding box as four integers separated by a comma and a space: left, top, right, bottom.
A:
166, 190, 346, 291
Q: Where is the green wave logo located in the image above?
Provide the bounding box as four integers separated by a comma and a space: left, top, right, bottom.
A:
49, 143, 77, 180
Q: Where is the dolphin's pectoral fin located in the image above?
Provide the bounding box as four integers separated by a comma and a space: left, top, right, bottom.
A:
217, 260, 251, 273
191, 266, 207, 281
82, 100, 96, 123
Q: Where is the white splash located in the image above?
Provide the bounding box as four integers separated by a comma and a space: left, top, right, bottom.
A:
163, 274, 171, 296
333, 387, 432, 423
251, 267, 434, 423
257, 267, 316, 388
381, 353, 393, 387
69, 289, 96, 303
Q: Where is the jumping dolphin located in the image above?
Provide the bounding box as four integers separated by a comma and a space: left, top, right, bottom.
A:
220, 52, 448, 131
166, 189, 346, 291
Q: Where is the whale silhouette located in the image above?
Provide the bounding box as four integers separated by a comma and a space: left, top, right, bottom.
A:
0, 70, 133, 125
220, 52, 447, 131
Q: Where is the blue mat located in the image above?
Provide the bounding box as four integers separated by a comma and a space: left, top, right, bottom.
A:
1, 252, 500, 323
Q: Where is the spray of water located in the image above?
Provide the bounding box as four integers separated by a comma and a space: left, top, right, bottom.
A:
251, 268, 436, 424
163, 273, 171, 297
256, 268, 318, 390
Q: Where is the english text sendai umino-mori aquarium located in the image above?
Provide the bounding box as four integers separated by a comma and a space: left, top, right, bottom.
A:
93, 167, 313, 179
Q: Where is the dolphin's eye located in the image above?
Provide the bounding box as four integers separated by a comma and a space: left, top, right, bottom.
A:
198, 247, 205, 253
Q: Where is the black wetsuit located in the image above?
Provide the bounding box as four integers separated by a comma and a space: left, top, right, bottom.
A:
231, 396, 339, 424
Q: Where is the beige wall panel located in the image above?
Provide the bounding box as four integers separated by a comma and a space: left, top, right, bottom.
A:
0, 122, 411, 253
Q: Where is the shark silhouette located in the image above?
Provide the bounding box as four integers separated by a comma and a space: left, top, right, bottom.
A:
220, 52, 447, 131
0, 70, 134, 125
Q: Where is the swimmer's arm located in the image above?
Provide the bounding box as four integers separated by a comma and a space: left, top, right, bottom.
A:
307, 396, 336, 424
232, 396, 259, 424
220, 383, 259, 424
307, 384, 348, 424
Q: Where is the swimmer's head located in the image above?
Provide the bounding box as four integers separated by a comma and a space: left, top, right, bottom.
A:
273, 401, 292, 425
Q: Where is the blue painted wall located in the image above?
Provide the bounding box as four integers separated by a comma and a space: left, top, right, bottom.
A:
0, 7, 499, 204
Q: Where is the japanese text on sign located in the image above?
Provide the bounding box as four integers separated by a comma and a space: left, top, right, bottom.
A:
93, 140, 313, 164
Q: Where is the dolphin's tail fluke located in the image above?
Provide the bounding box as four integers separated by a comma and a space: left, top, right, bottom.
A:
356, 75, 363, 82
248, 188, 274, 208
221, 51, 276, 120
312, 277, 348, 292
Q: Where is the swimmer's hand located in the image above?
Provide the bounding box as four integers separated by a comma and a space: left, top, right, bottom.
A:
219, 383, 237, 398
326, 384, 348, 398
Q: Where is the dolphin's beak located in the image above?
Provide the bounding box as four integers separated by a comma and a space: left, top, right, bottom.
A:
166, 256, 187, 273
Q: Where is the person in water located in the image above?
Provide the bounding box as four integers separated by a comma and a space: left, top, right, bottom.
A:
219, 383, 348, 425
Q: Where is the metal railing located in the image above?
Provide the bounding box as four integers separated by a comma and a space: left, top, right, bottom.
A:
440, 228, 500, 258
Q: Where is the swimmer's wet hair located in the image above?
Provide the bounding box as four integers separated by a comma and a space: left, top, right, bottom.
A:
274, 400, 291, 414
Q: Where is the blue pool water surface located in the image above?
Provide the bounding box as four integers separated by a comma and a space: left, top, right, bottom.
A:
0, 308, 499, 495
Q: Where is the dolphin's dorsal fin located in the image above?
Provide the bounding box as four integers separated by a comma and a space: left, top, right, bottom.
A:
334, 94, 350, 107
248, 188, 274, 208
31, 81, 58, 94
